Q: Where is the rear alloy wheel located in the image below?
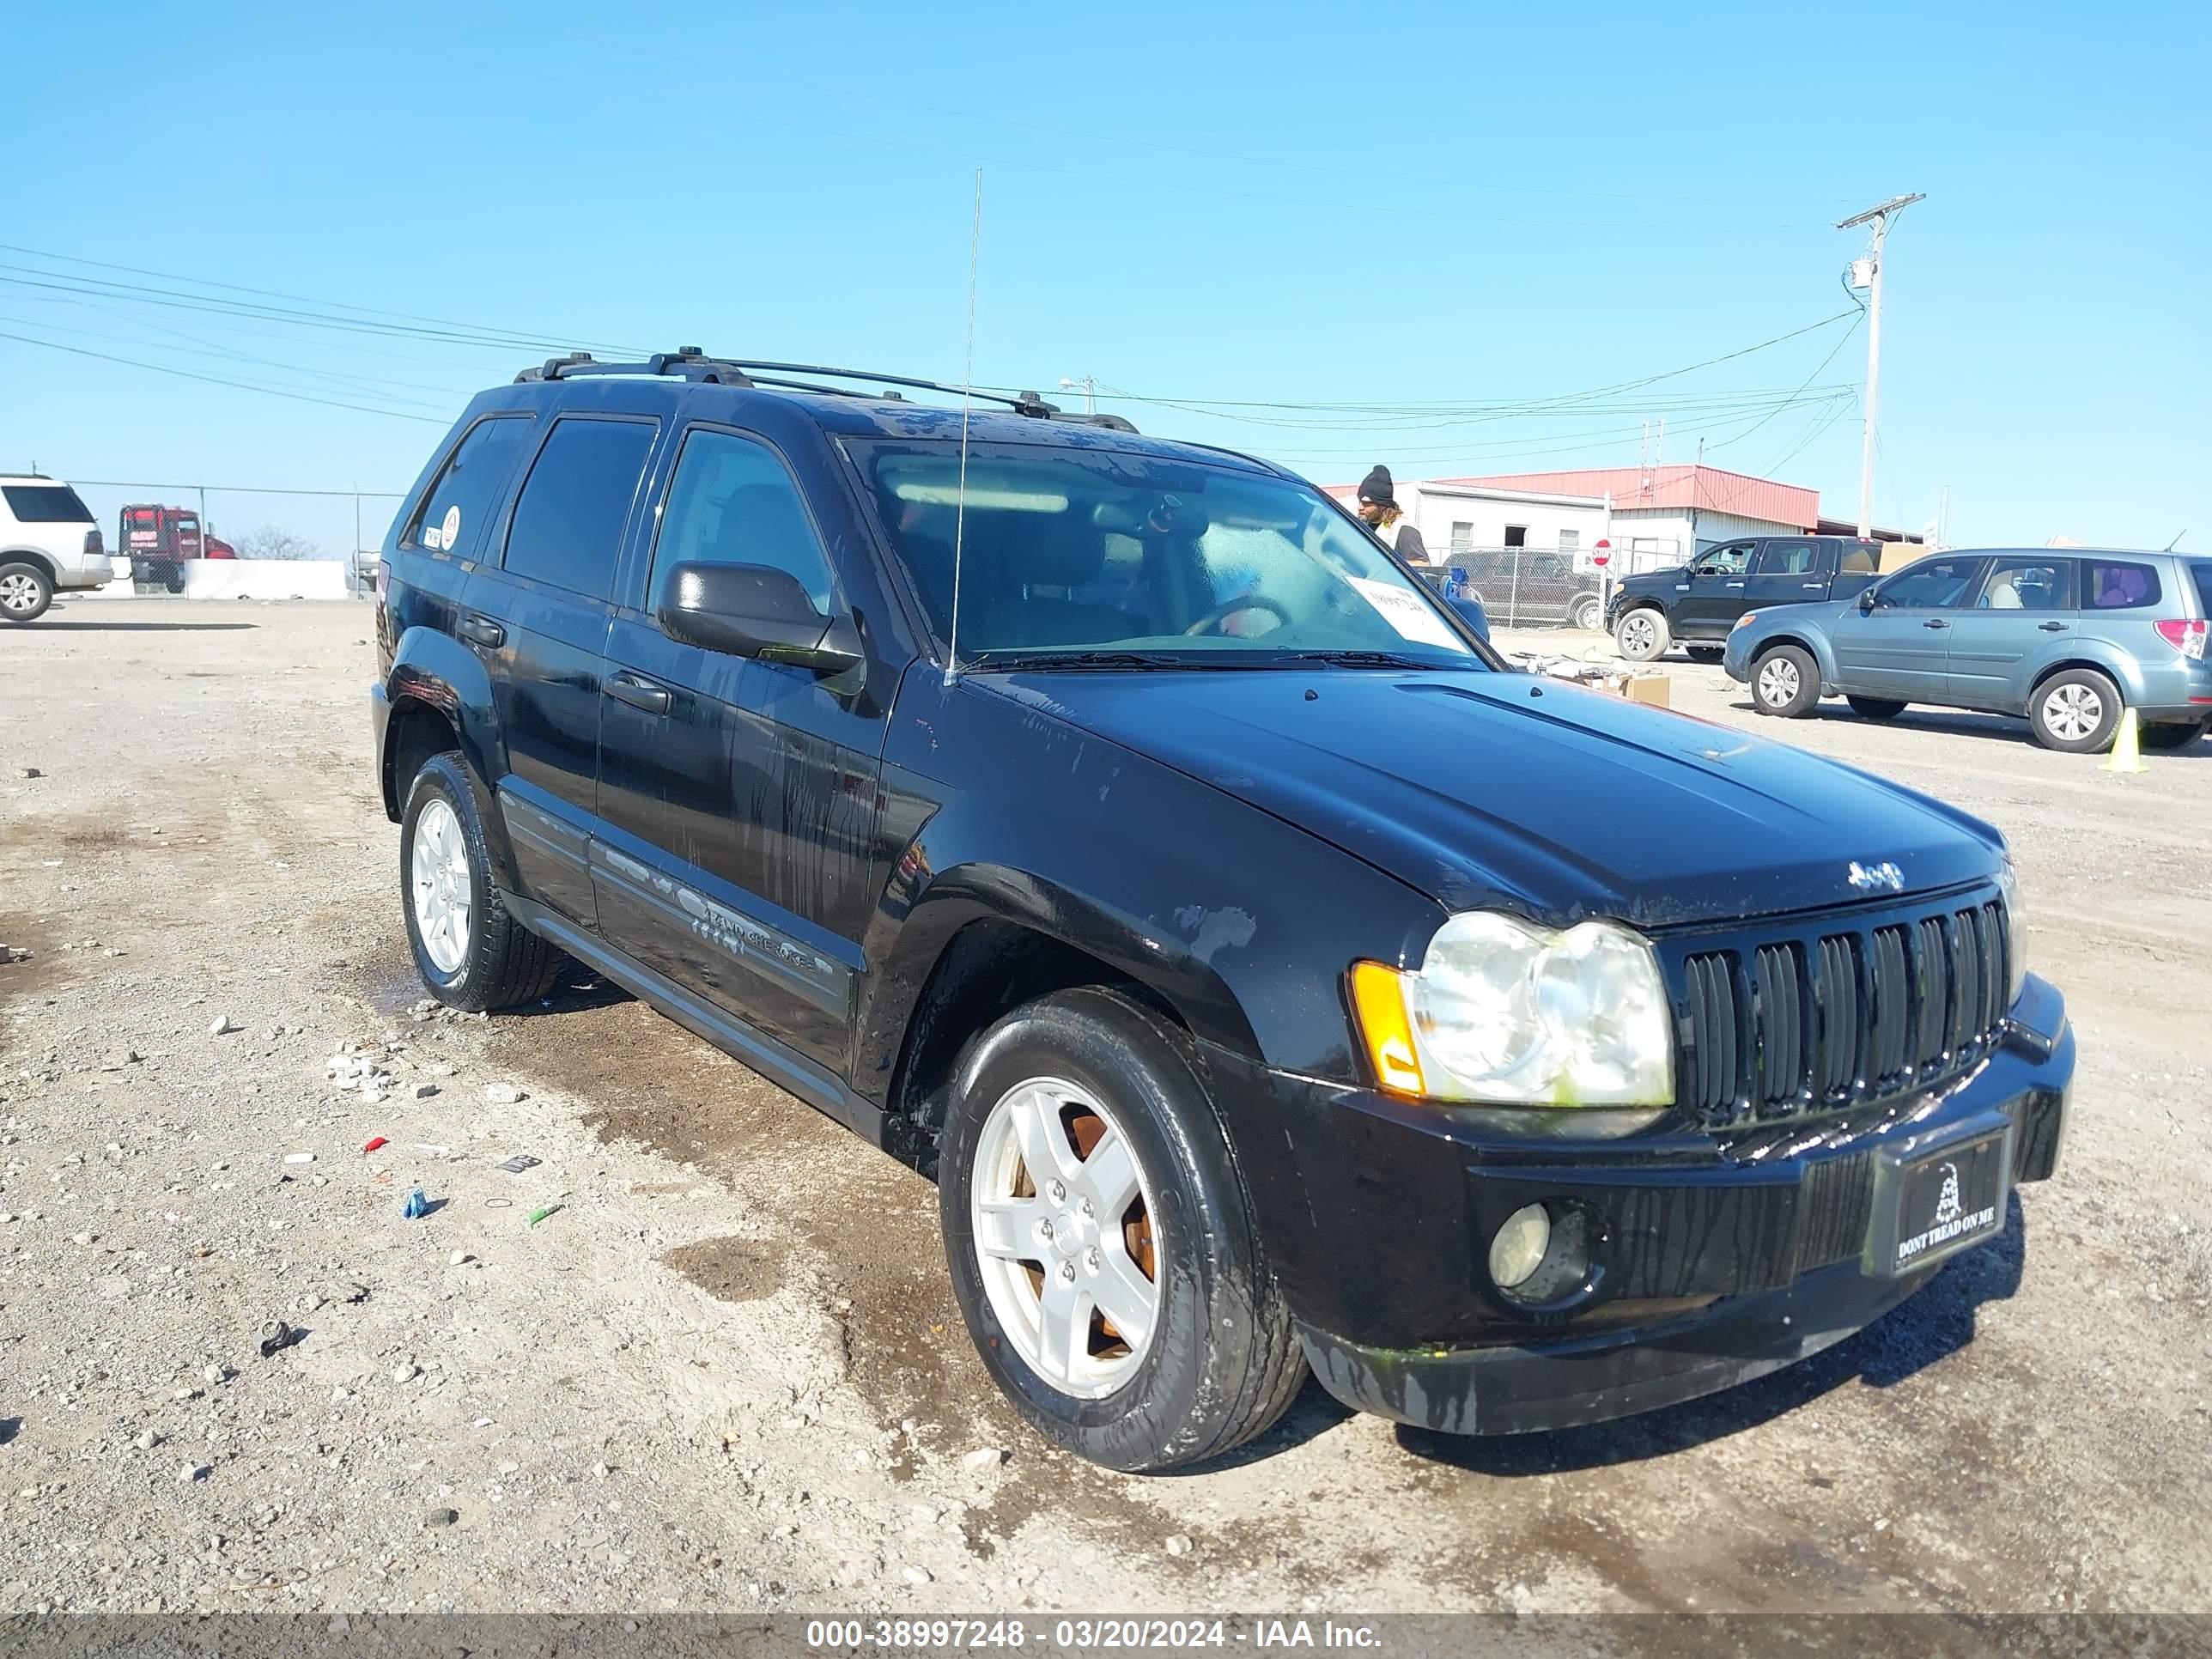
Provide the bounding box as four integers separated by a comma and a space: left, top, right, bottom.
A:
0, 562, 53, 624
400, 752, 567, 1011
1847, 696, 1908, 721
939, 988, 1305, 1473
2029, 669, 2123, 753
1753, 644, 1820, 718
1614, 608, 1668, 661
2140, 718, 2209, 751
1570, 596, 1601, 632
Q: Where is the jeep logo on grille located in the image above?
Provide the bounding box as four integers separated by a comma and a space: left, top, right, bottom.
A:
1848, 860, 1905, 893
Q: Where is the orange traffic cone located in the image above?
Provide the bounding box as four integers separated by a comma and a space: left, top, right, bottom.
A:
2101, 708, 2148, 774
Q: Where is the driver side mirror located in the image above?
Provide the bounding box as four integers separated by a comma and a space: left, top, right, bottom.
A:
656, 561, 863, 676
1857, 587, 1881, 612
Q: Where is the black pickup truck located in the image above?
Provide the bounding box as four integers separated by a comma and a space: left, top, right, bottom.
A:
1607, 533, 1885, 661
371, 355, 2068, 1472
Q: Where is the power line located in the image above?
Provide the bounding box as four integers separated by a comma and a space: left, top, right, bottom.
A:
0, 326, 450, 422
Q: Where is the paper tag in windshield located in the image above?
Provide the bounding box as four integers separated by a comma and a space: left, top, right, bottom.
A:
1349, 578, 1462, 648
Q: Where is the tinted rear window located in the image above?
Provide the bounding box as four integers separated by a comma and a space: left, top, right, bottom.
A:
3, 484, 94, 523
2192, 563, 2212, 616
2083, 558, 2162, 611
404, 415, 537, 556
499, 417, 658, 601
1840, 544, 1878, 574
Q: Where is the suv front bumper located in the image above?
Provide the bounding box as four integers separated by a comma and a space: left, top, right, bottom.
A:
1204, 974, 2070, 1437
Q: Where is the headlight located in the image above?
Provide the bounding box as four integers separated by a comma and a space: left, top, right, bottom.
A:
1997, 862, 2027, 1006
1351, 913, 1674, 1106
1732, 611, 1760, 630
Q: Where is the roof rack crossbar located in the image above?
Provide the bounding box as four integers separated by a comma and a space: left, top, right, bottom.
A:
508, 350, 1137, 431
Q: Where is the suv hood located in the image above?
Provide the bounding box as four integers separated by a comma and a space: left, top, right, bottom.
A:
986, 668, 2002, 930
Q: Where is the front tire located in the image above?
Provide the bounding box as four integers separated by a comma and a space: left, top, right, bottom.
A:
2029, 669, 2123, 753
939, 988, 1304, 1473
399, 752, 564, 1011
1614, 607, 1669, 661
0, 562, 53, 623
1752, 644, 1821, 718
1847, 696, 1908, 721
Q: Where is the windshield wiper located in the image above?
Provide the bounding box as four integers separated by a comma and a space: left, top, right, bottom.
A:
971, 650, 1190, 672
1283, 649, 1448, 670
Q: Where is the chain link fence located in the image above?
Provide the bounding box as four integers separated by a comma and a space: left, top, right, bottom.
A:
64, 479, 404, 599
1418, 547, 1613, 632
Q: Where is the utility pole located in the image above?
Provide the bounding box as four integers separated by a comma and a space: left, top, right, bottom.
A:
1058, 375, 1096, 416
1837, 192, 1924, 539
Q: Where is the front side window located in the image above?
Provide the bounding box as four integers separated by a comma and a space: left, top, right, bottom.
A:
2083, 559, 2162, 611
1695, 542, 1753, 575
1874, 556, 1984, 610
649, 429, 836, 615
404, 415, 536, 556
1976, 558, 2074, 611
854, 442, 1480, 665
3, 483, 94, 523
500, 417, 658, 601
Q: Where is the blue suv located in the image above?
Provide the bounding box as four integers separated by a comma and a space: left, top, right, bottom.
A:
1727, 548, 2212, 752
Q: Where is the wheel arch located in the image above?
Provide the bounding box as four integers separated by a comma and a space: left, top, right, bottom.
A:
1749, 629, 1834, 686
2026, 652, 2142, 708
0, 547, 58, 580
859, 875, 1264, 1177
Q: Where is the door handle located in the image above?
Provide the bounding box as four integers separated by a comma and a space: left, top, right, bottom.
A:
456, 614, 504, 649
1801, 581, 1825, 590
2038, 621, 2069, 632
1922, 619, 1950, 629
1725, 580, 1745, 588
606, 672, 672, 715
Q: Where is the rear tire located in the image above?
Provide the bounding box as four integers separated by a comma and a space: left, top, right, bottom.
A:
1614, 607, 1669, 661
1570, 595, 1601, 632
2141, 718, 2209, 751
1847, 696, 1908, 721
1752, 644, 1820, 718
0, 562, 54, 624
2029, 668, 2123, 753
939, 987, 1304, 1473
399, 752, 565, 1011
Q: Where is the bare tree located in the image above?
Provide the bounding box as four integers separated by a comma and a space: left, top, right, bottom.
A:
235, 525, 326, 561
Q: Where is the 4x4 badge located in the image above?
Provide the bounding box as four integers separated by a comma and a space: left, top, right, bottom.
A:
1848, 860, 1904, 893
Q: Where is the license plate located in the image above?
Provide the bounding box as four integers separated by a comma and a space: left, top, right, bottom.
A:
1866, 1116, 2013, 1278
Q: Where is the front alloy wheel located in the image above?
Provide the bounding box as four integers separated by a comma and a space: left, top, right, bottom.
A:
970, 1076, 1161, 1400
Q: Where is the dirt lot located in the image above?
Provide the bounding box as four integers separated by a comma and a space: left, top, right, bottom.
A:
2, 599, 2209, 1616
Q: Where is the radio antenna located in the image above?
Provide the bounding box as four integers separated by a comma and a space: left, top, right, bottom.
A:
945, 168, 981, 687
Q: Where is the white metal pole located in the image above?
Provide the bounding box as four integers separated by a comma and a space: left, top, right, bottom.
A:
1857, 212, 1889, 540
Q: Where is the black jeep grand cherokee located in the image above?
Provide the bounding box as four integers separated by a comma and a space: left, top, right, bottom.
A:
371, 351, 2071, 1473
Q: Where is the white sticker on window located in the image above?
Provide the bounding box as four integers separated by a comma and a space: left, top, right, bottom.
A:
1349, 577, 1462, 648
441, 505, 462, 550
422, 525, 442, 550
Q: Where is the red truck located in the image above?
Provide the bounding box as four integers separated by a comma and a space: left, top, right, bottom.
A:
119, 504, 237, 591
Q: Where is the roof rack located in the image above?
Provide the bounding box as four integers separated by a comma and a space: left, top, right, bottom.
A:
514, 350, 1139, 433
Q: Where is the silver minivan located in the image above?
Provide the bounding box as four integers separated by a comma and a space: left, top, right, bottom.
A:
1723, 548, 2212, 752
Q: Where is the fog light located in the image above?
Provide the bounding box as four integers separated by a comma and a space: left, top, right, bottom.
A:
1488, 1204, 1551, 1291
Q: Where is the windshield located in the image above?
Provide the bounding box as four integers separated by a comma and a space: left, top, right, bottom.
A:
853, 441, 1482, 667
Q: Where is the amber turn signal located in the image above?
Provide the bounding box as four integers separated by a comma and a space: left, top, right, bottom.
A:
1349, 961, 1425, 1097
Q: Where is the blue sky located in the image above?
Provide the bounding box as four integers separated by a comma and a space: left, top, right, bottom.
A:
6, 0, 2206, 555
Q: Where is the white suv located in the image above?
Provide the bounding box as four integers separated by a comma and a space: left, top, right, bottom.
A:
1, 474, 123, 623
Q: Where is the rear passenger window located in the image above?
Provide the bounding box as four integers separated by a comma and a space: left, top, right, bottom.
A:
2083, 559, 2162, 611
1752, 540, 1817, 575
500, 417, 659, 601
1977, 557, 2073, 611
649, 428, 836, 615
404, 416, 535, 556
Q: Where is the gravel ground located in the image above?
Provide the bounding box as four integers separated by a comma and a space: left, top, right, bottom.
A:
1, 599, 2208, 1615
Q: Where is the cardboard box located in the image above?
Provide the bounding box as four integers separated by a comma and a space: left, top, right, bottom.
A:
1621, 673, 1671, 708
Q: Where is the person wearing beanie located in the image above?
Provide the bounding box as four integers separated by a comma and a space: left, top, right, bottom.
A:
1355, 465, 1429, 564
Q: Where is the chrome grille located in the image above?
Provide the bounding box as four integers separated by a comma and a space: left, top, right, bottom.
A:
1676, 893, 2010, 1127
